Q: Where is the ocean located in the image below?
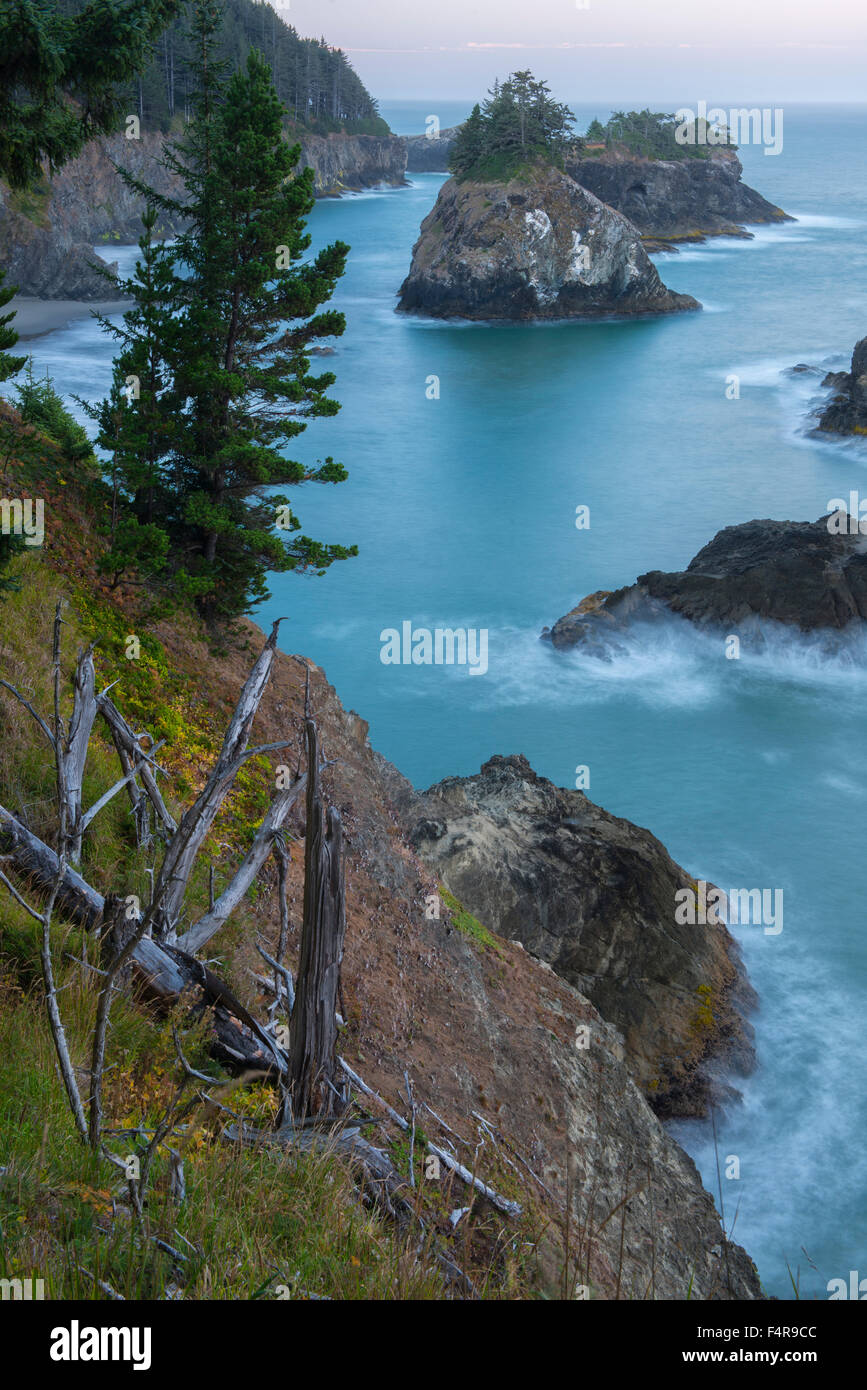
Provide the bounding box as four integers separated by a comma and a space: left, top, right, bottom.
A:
21, 99, 867, 1299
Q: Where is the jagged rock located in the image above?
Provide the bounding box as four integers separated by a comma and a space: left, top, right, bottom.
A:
400, 753, 755, 1120
566, 147, 791, 248
0, 129, 407, 299
817, 336, 867, 436
296, 132, 407, 195
396, 164, 700, 320
545, 516, 867, 647
403, 126, 460, 172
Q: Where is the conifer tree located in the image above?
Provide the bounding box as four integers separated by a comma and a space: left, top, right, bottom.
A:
94, 0, 357, 619
0, 269, 25, 384
0, 0, 181, 189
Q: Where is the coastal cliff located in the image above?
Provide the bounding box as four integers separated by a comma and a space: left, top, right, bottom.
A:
0, 411, 763, 1299
397, 165, 699, 320
545, 516, 867, 647
390, 753, 755, 1120
565, 148, 791, 249
0, 129, 407, 299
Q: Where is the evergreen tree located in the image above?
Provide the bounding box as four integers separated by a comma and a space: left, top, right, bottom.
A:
94, 0, 357, 619
0, 0, 181, 189
585, 118, 606, 144
0, 269, 26, 384
449, 103, 485, 179
449, 71, 577, 181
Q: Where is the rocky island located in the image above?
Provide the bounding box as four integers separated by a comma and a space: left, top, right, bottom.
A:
397, 78, 698, 320
544, 515, 867, 648
816, 334, 867, 435
566, 111, 791, 250
400, 108, 790, 250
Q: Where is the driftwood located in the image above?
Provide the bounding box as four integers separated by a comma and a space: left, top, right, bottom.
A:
286, 720, 347, 1121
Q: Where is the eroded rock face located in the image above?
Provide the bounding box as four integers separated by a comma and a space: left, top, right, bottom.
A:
0, 130, 407, 298
403, 127, 460, 172
818, 337, 867, 436
396, 165, 700, 320
296, 132, 408, 195
545, 517, 867, 647
566, 148, 791, 248
399, 753, 755, 1120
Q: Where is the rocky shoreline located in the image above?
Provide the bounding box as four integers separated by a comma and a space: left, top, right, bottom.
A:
814, 334, 867, 435
544, 515, 867, 649
389, 752, 755, 1120
565, 147, 791, 250
399, 128, 790, 248
0, 128, 408, 300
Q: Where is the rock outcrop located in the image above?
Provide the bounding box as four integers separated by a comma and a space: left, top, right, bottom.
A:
393, 753, 755, 1120
0, 129, 407, 299
403, 126, 460, 172
0, 129, 182, 299
545, 516, 867, 648
817, 336, 867, 435
396, 164, 699, 320
296, 131, 407, 195
566, 148, 791, 249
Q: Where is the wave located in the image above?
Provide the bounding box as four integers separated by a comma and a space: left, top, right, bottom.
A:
474, 611, 867, 714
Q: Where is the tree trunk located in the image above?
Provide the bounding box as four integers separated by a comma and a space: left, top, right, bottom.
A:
286, 719, 347, 1121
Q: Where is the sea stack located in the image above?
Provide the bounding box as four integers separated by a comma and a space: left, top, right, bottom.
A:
818, 335, 867, 435
396, 164, 700, 321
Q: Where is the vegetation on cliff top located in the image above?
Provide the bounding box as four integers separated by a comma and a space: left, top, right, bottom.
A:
449, 71, 579, 182
53, 0, 388, 138
583, 109, 736, 161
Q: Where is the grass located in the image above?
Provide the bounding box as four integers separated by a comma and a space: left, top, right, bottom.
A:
439, 887, 504, 955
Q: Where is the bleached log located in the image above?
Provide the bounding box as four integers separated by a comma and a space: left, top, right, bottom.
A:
178, 772, 306, 955
426, 1142, 522, 1217
144, 620, 288, 940
286, 720, 347, 1120
0, 801, 105, 929
97, 693, 176, 835
80, 739, 166, 832
62, 645, 98, 862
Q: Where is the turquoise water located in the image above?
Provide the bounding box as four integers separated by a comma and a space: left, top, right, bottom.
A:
23, 103, 867, 1298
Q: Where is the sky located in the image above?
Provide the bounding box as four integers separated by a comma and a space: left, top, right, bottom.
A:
277, 0, 867, 103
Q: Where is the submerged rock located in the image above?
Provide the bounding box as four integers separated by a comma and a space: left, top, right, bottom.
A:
401, 753, 755, 1120
817, 336, 867, 436
396, 164, 700, 320
545, 515, 867, 647
566, 147, 791, 248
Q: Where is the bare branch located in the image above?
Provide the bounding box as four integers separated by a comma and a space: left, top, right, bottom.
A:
178, 772, 306, 955
0, 678, 57, 748
80, 739, 166, 832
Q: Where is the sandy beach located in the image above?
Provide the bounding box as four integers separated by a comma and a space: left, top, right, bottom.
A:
10, 296, 131, 340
